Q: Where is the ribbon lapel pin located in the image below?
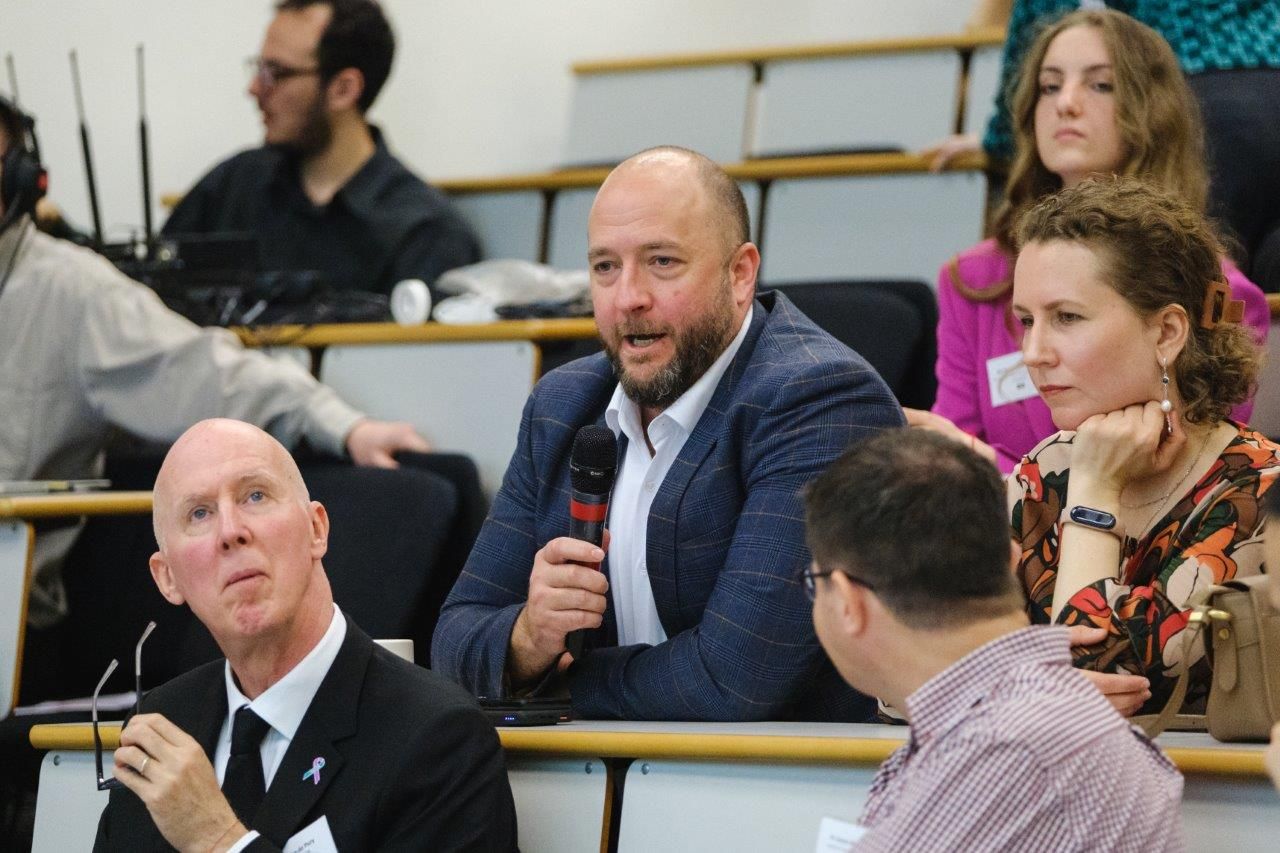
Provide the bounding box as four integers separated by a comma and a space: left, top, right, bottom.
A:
302, 756, 326, 785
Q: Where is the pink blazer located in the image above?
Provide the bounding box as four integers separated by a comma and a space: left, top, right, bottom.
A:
932, 238, 1269, 472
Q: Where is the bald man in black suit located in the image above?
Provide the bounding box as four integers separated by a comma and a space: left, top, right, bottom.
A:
94, 419, 515, 852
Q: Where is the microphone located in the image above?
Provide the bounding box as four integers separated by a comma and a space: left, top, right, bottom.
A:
564, 425, 617, 661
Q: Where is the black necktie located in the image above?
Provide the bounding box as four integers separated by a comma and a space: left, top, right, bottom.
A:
222, 706, 272, 824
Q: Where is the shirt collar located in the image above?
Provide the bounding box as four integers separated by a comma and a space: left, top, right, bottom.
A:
334, 125, 398, 215
904, 625, 1072, 743
223, 604, 346, 741
269, 124, 393, 216
605, 304, 753, 445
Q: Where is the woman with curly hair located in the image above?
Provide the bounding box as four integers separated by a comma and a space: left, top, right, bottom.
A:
1008, 177, 1278, 714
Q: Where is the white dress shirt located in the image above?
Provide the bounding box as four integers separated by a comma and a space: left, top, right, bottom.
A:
217, 604, 346, 852
604, 306, 752, 646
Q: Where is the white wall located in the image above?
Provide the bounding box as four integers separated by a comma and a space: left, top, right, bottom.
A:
0, 0, 969, 236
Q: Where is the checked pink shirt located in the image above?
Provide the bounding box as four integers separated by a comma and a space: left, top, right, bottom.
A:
854, 626, 1184, 852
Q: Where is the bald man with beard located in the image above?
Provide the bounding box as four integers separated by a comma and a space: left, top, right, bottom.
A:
433, 146, 904, 722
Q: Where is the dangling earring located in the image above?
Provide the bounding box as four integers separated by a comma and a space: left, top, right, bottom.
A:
1159, 357, 1173, 436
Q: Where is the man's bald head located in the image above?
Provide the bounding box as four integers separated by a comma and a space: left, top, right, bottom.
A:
152, 419, 309, 549
607, 146, 750, 258
147, 418, 333, 668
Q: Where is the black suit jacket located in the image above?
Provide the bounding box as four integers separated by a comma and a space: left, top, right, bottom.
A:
94, 620, 517, 852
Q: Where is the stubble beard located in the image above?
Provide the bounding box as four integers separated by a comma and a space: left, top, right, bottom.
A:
273, 94, 333, 159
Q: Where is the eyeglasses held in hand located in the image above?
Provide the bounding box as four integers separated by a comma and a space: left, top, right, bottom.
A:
92, 621, 156, 790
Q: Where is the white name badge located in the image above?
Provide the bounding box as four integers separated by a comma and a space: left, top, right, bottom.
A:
986, 351, 1038, 407
285, 815, 339, 853
815, 815, 867, 852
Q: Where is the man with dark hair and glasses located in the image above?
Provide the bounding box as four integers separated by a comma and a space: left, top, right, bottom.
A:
93, 418, 516, 852
802, 429, 1183, 850
163, 0, 478, 299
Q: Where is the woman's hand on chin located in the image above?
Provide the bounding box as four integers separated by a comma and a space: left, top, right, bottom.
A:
1070, 401, 1187, 495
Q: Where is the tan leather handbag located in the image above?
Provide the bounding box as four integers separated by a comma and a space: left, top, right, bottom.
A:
1142, 575, 1280, 742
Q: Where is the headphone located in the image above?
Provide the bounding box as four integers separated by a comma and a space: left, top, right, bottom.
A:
0, 95, 48, 234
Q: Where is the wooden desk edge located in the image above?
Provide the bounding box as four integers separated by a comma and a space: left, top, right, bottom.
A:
500, 730, 902, 765
235, 293, 1278, 324
572, 30, 1007, 74
1161, 746, 1270, 777
0, 492, 153, 519
32, 724, 1267, 777
438, 152, 989, 194
234, 318, 599, 348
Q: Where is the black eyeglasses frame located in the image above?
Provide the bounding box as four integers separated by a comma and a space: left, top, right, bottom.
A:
245, 56, 323, 89
800, 564, 877, 601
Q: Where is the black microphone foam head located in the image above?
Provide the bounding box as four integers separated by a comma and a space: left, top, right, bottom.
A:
570, 425, 617, 495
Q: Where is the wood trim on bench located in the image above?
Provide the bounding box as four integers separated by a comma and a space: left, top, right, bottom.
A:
438, 151, 989, 195
571, 29, 1006, 74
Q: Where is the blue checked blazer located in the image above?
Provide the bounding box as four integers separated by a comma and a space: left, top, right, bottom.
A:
432, 291, 905, 721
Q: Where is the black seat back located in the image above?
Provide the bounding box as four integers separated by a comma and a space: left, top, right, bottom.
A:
764, 280, 937, 409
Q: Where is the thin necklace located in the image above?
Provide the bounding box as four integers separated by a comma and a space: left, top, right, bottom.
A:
1120, 426, 1215, 538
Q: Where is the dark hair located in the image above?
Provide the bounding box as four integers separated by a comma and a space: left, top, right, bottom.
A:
0, 97, 24, 146
0, 96, 45, 223
956, 9, 1207, 304
804, 429, 1022, 629
629, 145, 750, 256
1016, 177, 1259, 424
277, 0, 395, 112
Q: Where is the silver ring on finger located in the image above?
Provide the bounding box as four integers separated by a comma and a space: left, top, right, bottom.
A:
139, 756, 149, 776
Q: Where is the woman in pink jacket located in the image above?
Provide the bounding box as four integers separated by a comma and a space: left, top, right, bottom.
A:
910, 9, 1268, 472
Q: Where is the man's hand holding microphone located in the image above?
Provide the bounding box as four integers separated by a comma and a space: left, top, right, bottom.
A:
508, 426, 617, 687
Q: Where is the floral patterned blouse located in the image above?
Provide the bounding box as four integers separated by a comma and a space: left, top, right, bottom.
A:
1009, 424, 1280, 712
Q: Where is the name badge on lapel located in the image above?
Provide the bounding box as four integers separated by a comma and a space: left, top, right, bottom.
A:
285, 815, 339, 853
986, 351, 1038, 407
815, 815, 866, 851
